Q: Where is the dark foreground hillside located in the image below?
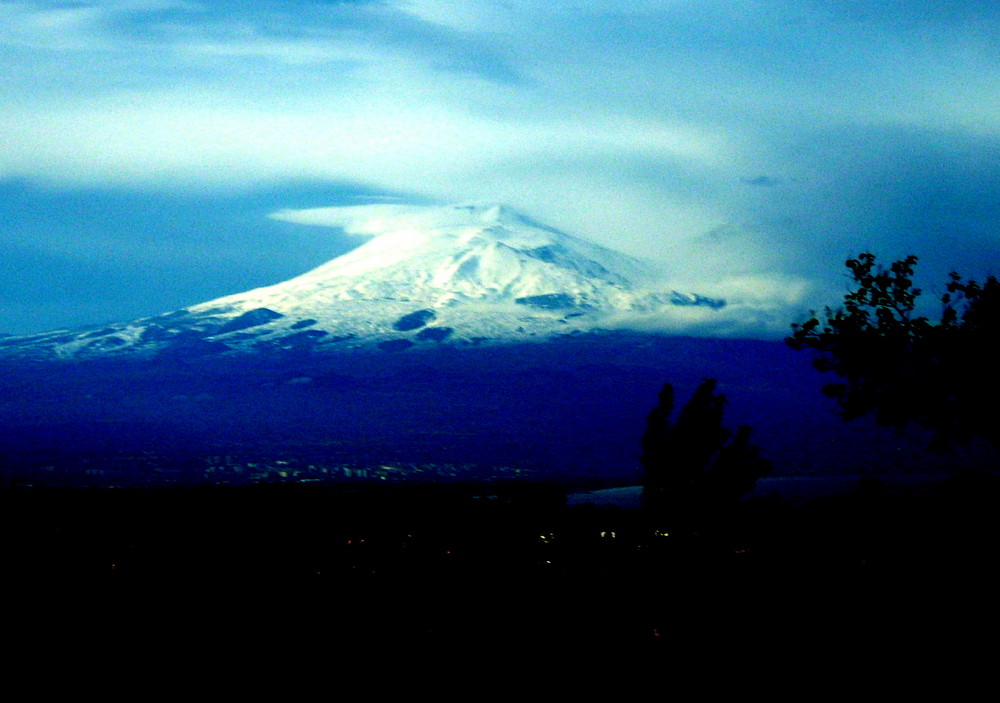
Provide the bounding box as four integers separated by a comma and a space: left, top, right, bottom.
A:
4, 474, 999, 656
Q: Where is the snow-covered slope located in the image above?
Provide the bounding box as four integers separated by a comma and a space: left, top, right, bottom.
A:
1, 203, 730, 359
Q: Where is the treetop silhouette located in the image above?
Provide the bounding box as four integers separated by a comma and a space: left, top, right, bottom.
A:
641, 379, 770, 525
787, 252, 1000, 451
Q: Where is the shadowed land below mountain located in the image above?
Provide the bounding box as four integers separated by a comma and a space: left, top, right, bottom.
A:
2, 333, 995, 489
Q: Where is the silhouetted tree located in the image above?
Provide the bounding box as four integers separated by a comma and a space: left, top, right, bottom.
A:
787, 253, 1000, 451
641, 379, 770, 526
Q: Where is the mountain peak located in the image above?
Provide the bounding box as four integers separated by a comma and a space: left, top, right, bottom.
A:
3, 203, 733, 359
452, 202, 520, 223
261, 201, 649, 295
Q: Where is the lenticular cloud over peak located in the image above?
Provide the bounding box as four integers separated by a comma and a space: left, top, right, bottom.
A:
271, 202, 542, 238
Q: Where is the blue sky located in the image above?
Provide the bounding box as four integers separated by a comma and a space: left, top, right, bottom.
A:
2, 1, 998, 336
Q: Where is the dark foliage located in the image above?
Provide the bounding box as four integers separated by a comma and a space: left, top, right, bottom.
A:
640, 379, 771, 526
787, 253, 1000, 451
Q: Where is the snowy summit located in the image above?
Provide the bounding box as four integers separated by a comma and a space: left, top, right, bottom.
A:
3, 203, 731, 359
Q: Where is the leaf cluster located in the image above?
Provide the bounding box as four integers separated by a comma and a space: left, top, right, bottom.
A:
788, 253, 1000, 450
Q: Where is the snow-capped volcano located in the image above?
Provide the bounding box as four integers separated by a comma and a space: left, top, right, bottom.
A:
1, 203, 728, 359
254, 203, 656, 308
